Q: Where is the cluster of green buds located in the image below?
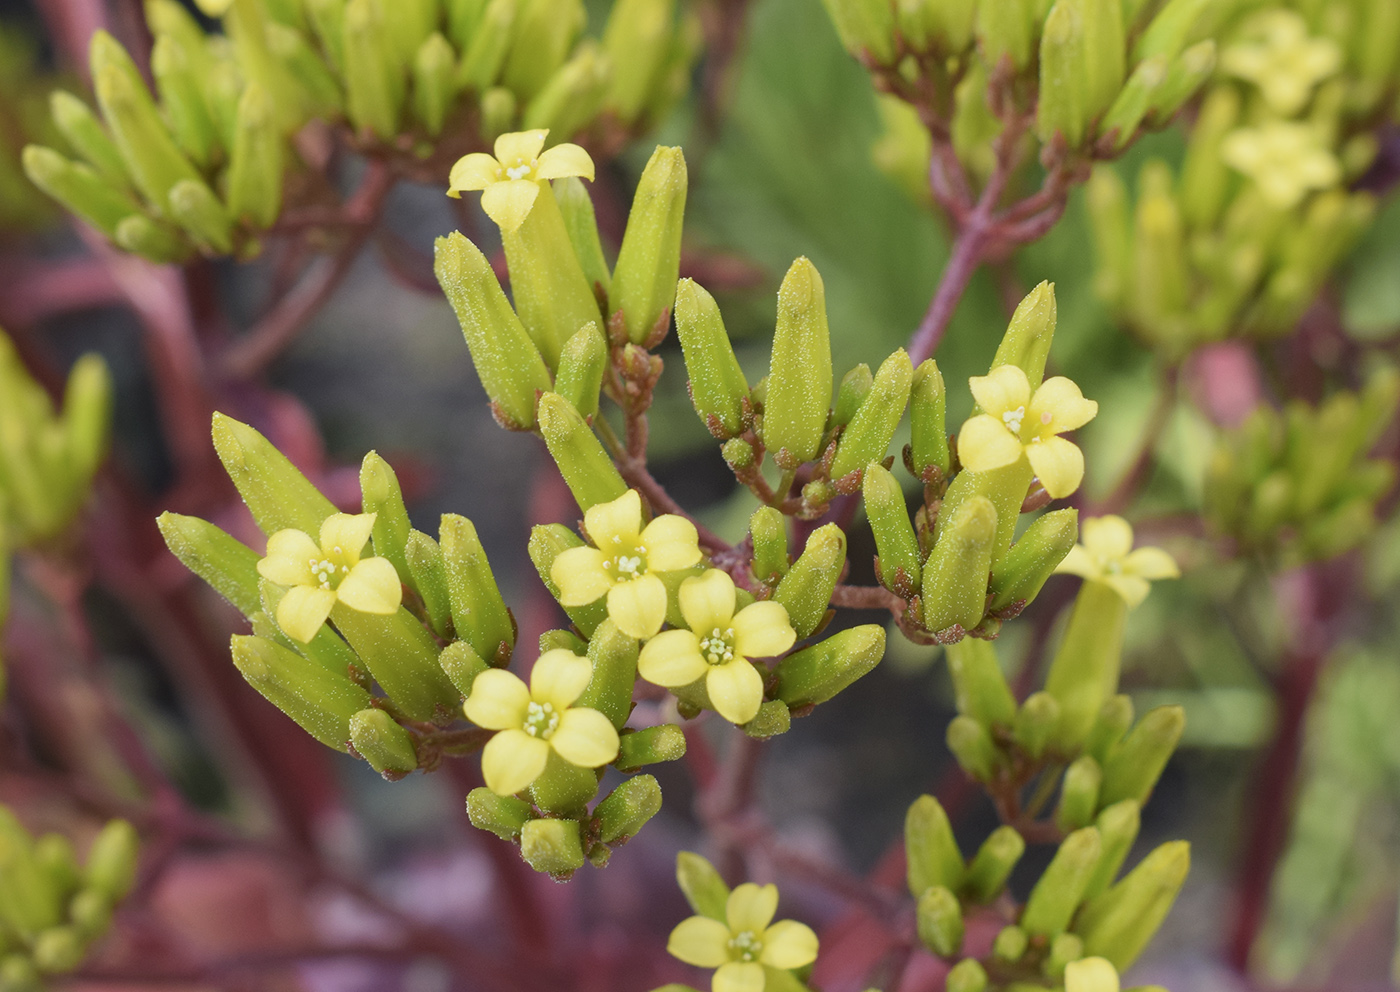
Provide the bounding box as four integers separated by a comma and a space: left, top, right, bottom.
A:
24, 0, 697, 263
1203, 370, 1399, 566
0, 26, 62, 232
0, 812, 138, 990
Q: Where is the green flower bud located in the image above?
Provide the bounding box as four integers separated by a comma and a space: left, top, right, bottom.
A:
554, 323, 608, 421
523, 42, 611, 143
678, 851, 730, 919
49, 91, 129, 186
1043, 932, 1084, 981
499, 0, 585, 101
864, 463, 921, 592
231, 634, 372, 747
963, 824, 1025, 903
359, 452, 413, 589
773, 523, 846, 638
1086, 167, 1130, 304
1020, 826, 1102, 937
150, 34, 217, 168
1014, 691, 1061, 759
467, 786, 532, 839
1084, 694, 1134, 766
1056, 755, 1103, 831
267, 23, 345, 117
594, 774, 662, 843
438, 639, 488, 698
156, 512, 262, 617
988, 508, 1078, 612
742, 699, 790, 739
68, 888, 112, 938
22, 145, 139, 240
921, 494, 996, 634
1084, 799, 1141, 899
435, 232, 552, 430
528, 750, 599, 816
908, 359, 950, 480
1178, 87, 1237, 230
946, 638, 1016, 728
947, 958, 989, 992
977, 0, 1036, 70
1099, 705, 1184, 807
537, 393, 628, 510
168, 179, 234, 254
403, 531, 452, 638
775, 624, 885, 707
916, 885, 964, 956
0, 817, 61, 936
833, 364, 873, 429
749, 506, 789, 585
601, 0, 676, 122
520, 817, 586, 877
1045, 580, 1128, 750
905, 794, 965, 896
458, 0, 517, 91
31, 927, 83, 974
821, 0, 896, 64
1133, 0, 1209, 62
115, 214, 189, 263
615, 724, 686, 770
305, 0, 348, 72
225, 83, 284, 229
329, 605, 459, 721
1081, 0, 1125, 126
1076, 841, 1189, 970
675, 279, 751, 437
83, 819, 139, 903
440, 513, 515, 665
1099, 55, 1166, 150
936, 461, 1034, 573
343, 0, 404, 139
211, 413, 337, 537
388, 0, 437, 66
763, 258, 833, 466
576, 619, 638, 729
529, 523, 608, 636
554, 176, 611, 300
1037, 2, 1090, 146
349, 708, 418, 775
992, 283, 1057, 391
1147, 40, 1215, 124
993, 923, 1029, 961
33, 835, 80, 898
608, 146, 687, 346
947, 714, 998, 780
412, 33, 458, 136
829, 348, 913, 482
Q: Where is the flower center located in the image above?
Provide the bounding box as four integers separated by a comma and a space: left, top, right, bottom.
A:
1003, 405, 1026, 435
728, 930, 762, 963
601, 538, 648, 582
699, 627, 736, 666
308, 546, 352, 590
503, 158, 538, 181
523, 700, 560, 739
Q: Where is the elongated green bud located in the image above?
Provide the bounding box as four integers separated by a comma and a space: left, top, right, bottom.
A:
764, 258, 833, 466
1084, 799, 1141, 899
775, 624, 884, 707
829, 348, 913, 482
905, 794, 964, 896
833, 364, 873, 428
921, 495, 996, 633
1099, 55, 1166, 150
908, 359, 950, 480
1038, 3, 1090, 145
1133, 0, 1209, 62
529, 523, 608, 635
343, 0, 403, 139
773, 523, 846, 637
576, 619, 637, 729
1085, 694, 1134, 765
1044, 933, 1085, 981
964, 824, 1024, 903
306, 0, 348, 72
440, 514, 514, 665
350, 708, 418, 775
458, 0, 516, 90
83, 820, 138, 903
916, 885, 963, 956
268, 22, 344, 116
1020, 826, 1102, 937
412, 33, 458, 136
977, 0, 1035, 70
115, 214, 188, 263
677, 851, 729, 920
993, 923, 1028, 962
466, 787, 531, 839
864, 463, 921, 592
226, 83, 283, 229
1015, 691, 1060, 759
1076, 841, 1189, 970
554, 176, 610, 299
1178, 87, 1236, 230
520, 817, 585, 876
616, 724, 687, 770
359, 452, 413, 587
523, 42, 611, 143
600, 0, 674, 120
157, 512, 262, 616
34, 835, 79, 896
0, 820, 62, 935
437, 640, 486, 699
608, 146, 687, 345
993, 282, 1057, 391
948, 714, 997, 780
69, 888, 112, 937
947, 958, 989, 992
595, 774, 661, 843
749, 506, 789, 585
435, 232, 552, 429
988, 508, 1078, 612
231, 634, 371, 748
537, 393, 628, 510
1056, 755, 1103, 831
1099, 705, 1184, 806
403, 531, 452, 637
821, 0, 896, 64
1086, 167, 1130, 303
675, 279, 750, 437
1045, 580, 1127, 750
946, 638, 1016, 727
1081, 0, 1125, 126
211, 413, 336, 536
22, 146, 138, 238
168, 179, 234, 254
329, 605, 459, 721
49, 92, 128, 186
388, 0, 437, 66
499, 0, 584, 101
554, 323, 607, 420
1146, 40, 1215, 123
150, 34, 217, 167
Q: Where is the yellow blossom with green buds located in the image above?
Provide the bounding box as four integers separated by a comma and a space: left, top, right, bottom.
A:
464, 648, 620, 796
667, 882, 819, 992
446, 129, 595, 232
1220, 11, 1340, 117
1221, 122, 1340, 210
1054, 515, 1179, 608
257, 512, 402, 643
1065, 956, 1121, 992
638, 569, 796, 724
551, 489, 702, 640
955, 365, 1098, 499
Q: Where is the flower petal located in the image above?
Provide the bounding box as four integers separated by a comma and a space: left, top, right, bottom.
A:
552, 546, 612, 606
463, 668, 532, 729
1028, 376, 1098, 436
666, 915, 730, 968
335, 557, 402, 614
1053, 544, 1098, 579
1103, 574, 1152, 609
1081, 515, 1134, 561
731, 601, 796, 660
493, 129, 547, 167
678, 568, 736, 633
727, 883, 779, 934
707, 660, 764, 725
1123, 546, 1180, 580
480, 729, 549, 796
713, 962, 764, 992
529, 649, 592, 709
760, 920, 818, 968
1025, 436, 1085, 499
448, 152, 502, 192
481, 180, 539, 233
319, 512, 376, 565
584, 489, 643, 547
641, 513, 702, 572
1065, 956, 1120, 992
258, 529, 320, 585
637, 629, 707, 686
275, 585, 337, 643
956, 415, 1025, 473
607, 574, 668, 639
537, 142, 595, 181
969, 364, 1030, 417
549, 707, 619, 767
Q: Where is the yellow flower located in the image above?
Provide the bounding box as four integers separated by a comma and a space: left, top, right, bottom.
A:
463, 649, 619, 796
1065, 956, 1120, 992
667, 882, 819, 992
638, 569, 796, 725
1054, 515, 1179, 608
1221, 122, 1340, 210
256, 512, 402, 643
446, 129, 595, 232
1220, 11, 1340, 117
550, 489, 702, 640
955, 365, 1098, 499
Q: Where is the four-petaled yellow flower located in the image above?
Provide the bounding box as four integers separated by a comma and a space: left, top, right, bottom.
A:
551, 489, 702, 640
446, 129, 595, 232
257, 512, 402, 643
667, 883, 818, 992
1221, 122, 1340, 210
638, 569, 796, 725
464, 649, 620, 796
1054, 515, 1179, 608
1065, 956, 1120, 992
955, 365, 1098, 499
1220, 11, 1340, 117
